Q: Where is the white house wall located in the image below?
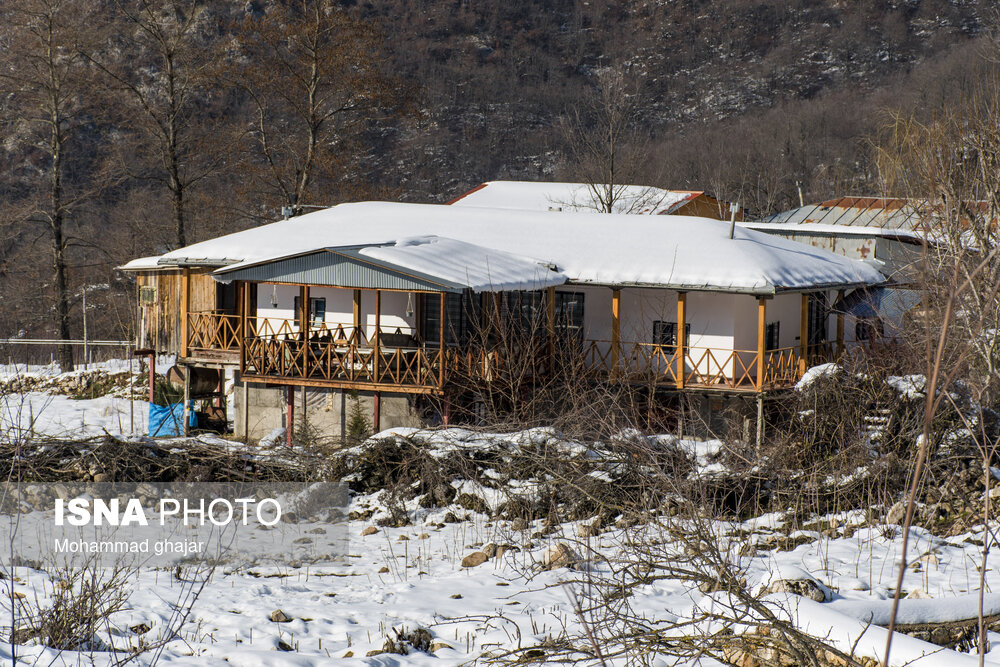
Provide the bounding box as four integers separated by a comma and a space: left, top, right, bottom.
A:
576, 285, 744, 378
254, 284, 417, 338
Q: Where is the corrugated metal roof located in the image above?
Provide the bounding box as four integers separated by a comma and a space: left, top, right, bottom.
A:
762, 197, 927, 231
125, 201, 885, 295
761, 196, 990, 233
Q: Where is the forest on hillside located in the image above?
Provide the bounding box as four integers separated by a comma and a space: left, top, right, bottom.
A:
0, 0, 997, 343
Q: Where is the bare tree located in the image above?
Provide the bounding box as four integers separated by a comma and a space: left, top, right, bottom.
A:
871, 70, 1000, 666
0, 0, 102, 371
89, 0, 228, 250
229, 0, 415, 219
557, 66, 663, 214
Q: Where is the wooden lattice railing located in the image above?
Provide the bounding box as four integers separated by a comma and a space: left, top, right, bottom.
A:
243, 335, 444, 392
191, 312, 837, 392
187, 311, 241, 351
581, 340, 836, 391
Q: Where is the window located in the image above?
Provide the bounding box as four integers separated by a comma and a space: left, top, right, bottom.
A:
807, 293, 828, 345
554, 291, 584, 339
420, 291, 481, 346
652, 321, 690, 353
500, 290, 584, 341
139, 286, 156, 305
765, 322, 780, 351
855, 316, 883, 341
216, 282, 237, 314
501, 291, 544, 338
293, 297, 326, 326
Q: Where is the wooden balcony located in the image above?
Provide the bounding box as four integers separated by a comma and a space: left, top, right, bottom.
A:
582, 340, 837, 392
184, 312, 839, 394
184, 311, 242, 363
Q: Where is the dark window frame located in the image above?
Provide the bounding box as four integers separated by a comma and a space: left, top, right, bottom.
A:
807, 293, 828, 345
765, 322, 780, 351
293, 296, 327, 326
652, 320, 690, 353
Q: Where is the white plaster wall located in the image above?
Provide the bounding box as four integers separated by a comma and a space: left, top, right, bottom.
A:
255, 284, 301, 334
365, 290, 415, 337
253, 284, 417, 339
578, 285, 747, 380
580, 286, 740, 349
311, 286, 355, 329
767, 293, 803, 350
248, 282, 848, 382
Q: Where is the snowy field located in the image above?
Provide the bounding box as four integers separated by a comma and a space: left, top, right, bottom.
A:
3, 485, 1000, 666
1, 362, 999, 666
0, 355, 174, 441
1, 392, 149, 440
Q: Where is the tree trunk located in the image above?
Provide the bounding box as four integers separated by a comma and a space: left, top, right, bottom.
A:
48, 39, 73, 372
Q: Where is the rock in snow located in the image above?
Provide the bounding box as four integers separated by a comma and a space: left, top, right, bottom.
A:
541, 543, 582, 570
461, 551, 489, 568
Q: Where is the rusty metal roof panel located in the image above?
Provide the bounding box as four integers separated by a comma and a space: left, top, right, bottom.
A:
761, 197, 930, 231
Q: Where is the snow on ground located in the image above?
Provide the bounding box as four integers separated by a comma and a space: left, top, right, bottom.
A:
1, 392, 148, 441
0, 355, 175, 382
3, 364, 1000, 666
4, 492, 1000, 666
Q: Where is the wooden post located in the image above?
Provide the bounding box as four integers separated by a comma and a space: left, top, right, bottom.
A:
239, 282, 248, 374
180, 268, 190, 358
756, 297, 767, 391
301, 285, 310, 377
298, 286, 308, 335
676, 292, 686, 389
611, 289, 621, 375
148, 352, 156, 403
546, 286, 556, 374
373, 290, 381, 383
286, 385, 294, 447
182, 365, 191, 437
353, 289, 362, 342
438, 293, 446, 388
836, 289, 845, 358
373, 391, 381, 432
799, 293, 809, 376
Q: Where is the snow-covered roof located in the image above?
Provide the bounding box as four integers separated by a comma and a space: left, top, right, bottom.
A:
357, 236, 565, 292
122, 201, 884, 295
448, 180, 702, 215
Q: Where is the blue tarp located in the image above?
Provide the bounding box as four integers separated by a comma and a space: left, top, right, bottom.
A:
147, 402, 197, 437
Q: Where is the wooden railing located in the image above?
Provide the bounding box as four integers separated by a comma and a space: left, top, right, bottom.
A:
581, 340, 836, 391
188, 312, 839, 393
187, 311, 241, 351
243, 334, 444, 392
186, 314, 416, 356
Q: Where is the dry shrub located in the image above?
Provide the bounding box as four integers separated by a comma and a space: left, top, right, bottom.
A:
6, 563, 129, 653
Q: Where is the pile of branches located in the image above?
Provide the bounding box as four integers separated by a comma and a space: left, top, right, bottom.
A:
0, 434, 327, 483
